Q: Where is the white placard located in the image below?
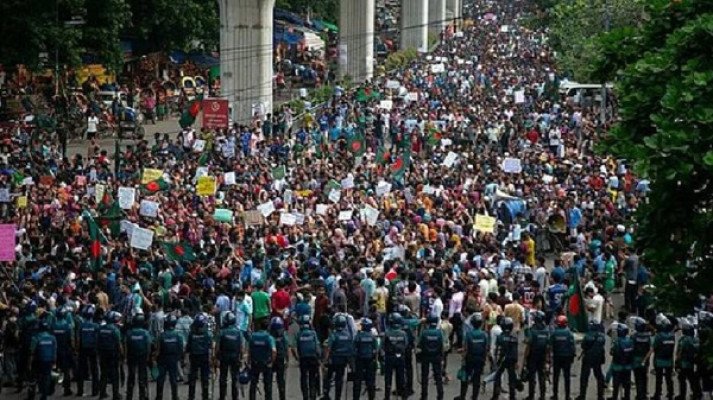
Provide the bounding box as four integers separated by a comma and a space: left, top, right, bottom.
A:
500, 25, 509, 32
514, 90, 525, 104
431, 63, 445, 73
329, 189, 341, 203
363, 205, 380, 226
283, 189, 293, 205
95, 184, 106, 204
139, 200, 159, 218
341, 176, 354, 190
442, 151, 458, 168
279, 212, 297, 226
120, 220, 136, 236
195, 166, 209, 180
118, 187, 136, 209
385, 80, 400, 89
222, 143, 235, 159
408, 92, 419, 102
404, 188, 414, 203
130, 227, 154, 250
502, 158, 523, 173
423, 185, 437, 195
293, 212, 305, 225
0, 188, 9, 203
376, 181, 392, 197
338, 210, 353, 221
257, 201, 275, 217
193, 139, 206, 152
316, 204, 329, 216
224, 172, 236, 185
379, 100, 393, 110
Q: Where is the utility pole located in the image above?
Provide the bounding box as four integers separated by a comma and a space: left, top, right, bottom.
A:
600, 0, 611, 126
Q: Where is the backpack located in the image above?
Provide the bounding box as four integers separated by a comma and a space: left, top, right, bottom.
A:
297, 329, 319, 360
466, 329, 488, 362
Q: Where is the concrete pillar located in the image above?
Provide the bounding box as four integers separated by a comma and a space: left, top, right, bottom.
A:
428, 0, 446, 39
339, 0, 375, 83
218, 0, 274, 123
447, 0, 461, 30
400, 0, 428, 52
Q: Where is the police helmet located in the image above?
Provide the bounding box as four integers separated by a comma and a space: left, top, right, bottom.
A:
680, 318, 695, 336
632, 317, 647, 333
333, 314, 347, 329
38, 319, 51, 332
555, 315, 568, 328
532, 310, 546, 325
616, 322, 629, 337
239, 367, 251, 385
298, 314, 311, 327
588, 319, 602, 333
361, 318, 373, 331
193, 314, 207, 329
470, 312, 483, 329
106, 311, 122, 324
83, 304, 96, 319
56, 306, 68, 320
165, 314, 178, 330
389, 312, 403, 328
270, 316, 285, 333
427, 315, 439, 326
133, 313, 146, 328
25, 301, 38, 316
223, 312, 236, 328
501, 317, 514, 333
656, 314, 672, 332
700, 311, 713, 329
398, 304, 410, 317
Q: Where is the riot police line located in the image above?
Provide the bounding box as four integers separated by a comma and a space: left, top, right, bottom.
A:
12, 299, 713, 400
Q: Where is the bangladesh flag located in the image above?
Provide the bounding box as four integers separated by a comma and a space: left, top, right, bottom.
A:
390, 149, 411, 182
97, 193, 124, 237
347, 132, 366, 156
179, 100, 202, 128
83, 210, 108, 271
375, 146, 391, 165
272, 165, 287, 180
161, 241, 197, 262
141, 177, 171, 193
427, 127, 442, 146
566, 268, 589, 333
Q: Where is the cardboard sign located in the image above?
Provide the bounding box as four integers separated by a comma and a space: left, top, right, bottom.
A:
95, 184, 106, 204
118, 187, 135, 209
328, 190, 341, 203
130, 227, 154, 250
196, 176, 217, 197
139, 200, 159, 218
341, 176, 354, 190
202, 98, 229, 129
514, 90, 525, 104
213, 208, 234, 223
376, 181, 392, 197
141, 168, 163, 184
279, 212, 297, 226
338, 210, 353, 221
442, 152, 458, 168
0, 224, 16, 261
474, 214, 496, 233
316, 204, 330, 216
272, 165, 286, 180
0, 188, 9, 203
243, 210, 263, 226
379, 100, 393, 110
223, 172, 236, 185
192, 139, 206, 153
363, 205, 379, 226
257, 201, 275, 217
502, 158, 523, 173
16, 196, 28, 208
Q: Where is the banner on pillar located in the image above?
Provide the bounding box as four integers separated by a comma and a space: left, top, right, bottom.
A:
339, 44, 348, 66
202, 99, 229, 129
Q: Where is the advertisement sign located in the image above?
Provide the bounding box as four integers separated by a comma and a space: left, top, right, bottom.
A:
202, 99, 229, 129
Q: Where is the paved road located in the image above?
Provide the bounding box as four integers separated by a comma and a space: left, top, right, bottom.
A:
66, 118, 181, 158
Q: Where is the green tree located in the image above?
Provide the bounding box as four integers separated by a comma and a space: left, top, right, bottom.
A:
597, 0, 713, 315
83, 0, 131, 71
128, 0, 219, 53
548, 0, 644, 81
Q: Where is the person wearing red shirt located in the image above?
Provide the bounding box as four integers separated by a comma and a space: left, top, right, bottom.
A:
271, 279, 291, 318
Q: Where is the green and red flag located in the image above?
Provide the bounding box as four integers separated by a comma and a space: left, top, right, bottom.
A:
97, 192, 124, 237
83, 210, 108, 271
161, 241, 197, 262
347, 131, 366, 156
427, 127, 442, 146
390, 149, 411, 182
141, 177, 171, 193
179, 100, 202, 128
566, 267, 589, 333
375, 146, 391, 165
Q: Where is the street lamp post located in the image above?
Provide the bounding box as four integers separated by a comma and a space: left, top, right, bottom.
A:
600, 0, 611, 126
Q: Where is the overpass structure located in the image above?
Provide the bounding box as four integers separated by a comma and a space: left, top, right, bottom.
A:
218, 0, 462, 123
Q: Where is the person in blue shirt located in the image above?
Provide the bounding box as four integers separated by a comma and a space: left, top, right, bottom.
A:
546, 275, 568, 323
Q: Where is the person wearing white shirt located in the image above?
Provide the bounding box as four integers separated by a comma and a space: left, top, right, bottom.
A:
430, 287, 445, 327
86, 113, 99, 139
585, 286, 604, 324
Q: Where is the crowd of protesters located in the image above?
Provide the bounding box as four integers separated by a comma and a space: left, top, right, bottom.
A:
1, 0, 712, 400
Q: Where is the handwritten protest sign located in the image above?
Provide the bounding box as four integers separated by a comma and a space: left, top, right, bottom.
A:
95, 184, 105, 204
196, 176, 217, 197
474, 214, 497, 233
0, 224, 16, 261
213, 209, 233, 223
223, 172, 236, 185
192, 139, 206, 152
257, 201, 275, 217
502, 158, 522, 173
16, 196, 27, 208
118, 187, 136, 209
376, 181, 392, 197
271, 165, 286, 180
338, 210, 353, 221
316, 204, 330, 216
363, 205, 380, 226
139, 200, 159, 218
279, 213, 297, 226
243, 210, 263, 226
141, 168, 163, 184
0, 188, 10, 203
341, 176, 354, 190
328, 190, 341, 203
130, 227, 154, 250
442, 152, 458, 167
514, 90, 525, 104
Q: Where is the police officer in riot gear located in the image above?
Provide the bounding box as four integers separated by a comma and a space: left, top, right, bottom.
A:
216, 312, 242, 400
322, 314, 354, 400
353, 318, 378, 400
698, 312, 713, 398
493, 317, 519, 400
578, 320, 606, 400
53, 306, 75, 396
418, 315, 444, 400
248, 319, 276, 400
270, 317, 288, 400
631, 317, 652, 400
98, 311, 123, 400
383, 312, 409, 400
524, 310, 549, 400
676, 318, 701, 400
155, 314, 183, 400
652, 316, 675, 400
294, 315, 321, 400
77, 305, 99, 397
125, 313, 152, 400
457, 312, 488, 400
30, 319, 57, 400
18, 301, 39, 392
611, 323, 634, 400
400, 306, 418, 398
551, 315, 575, 400
187, 314, 214, 400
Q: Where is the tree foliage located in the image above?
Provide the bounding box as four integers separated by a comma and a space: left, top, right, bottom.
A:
547, 0, 644, 81
597, 0, 713, 314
